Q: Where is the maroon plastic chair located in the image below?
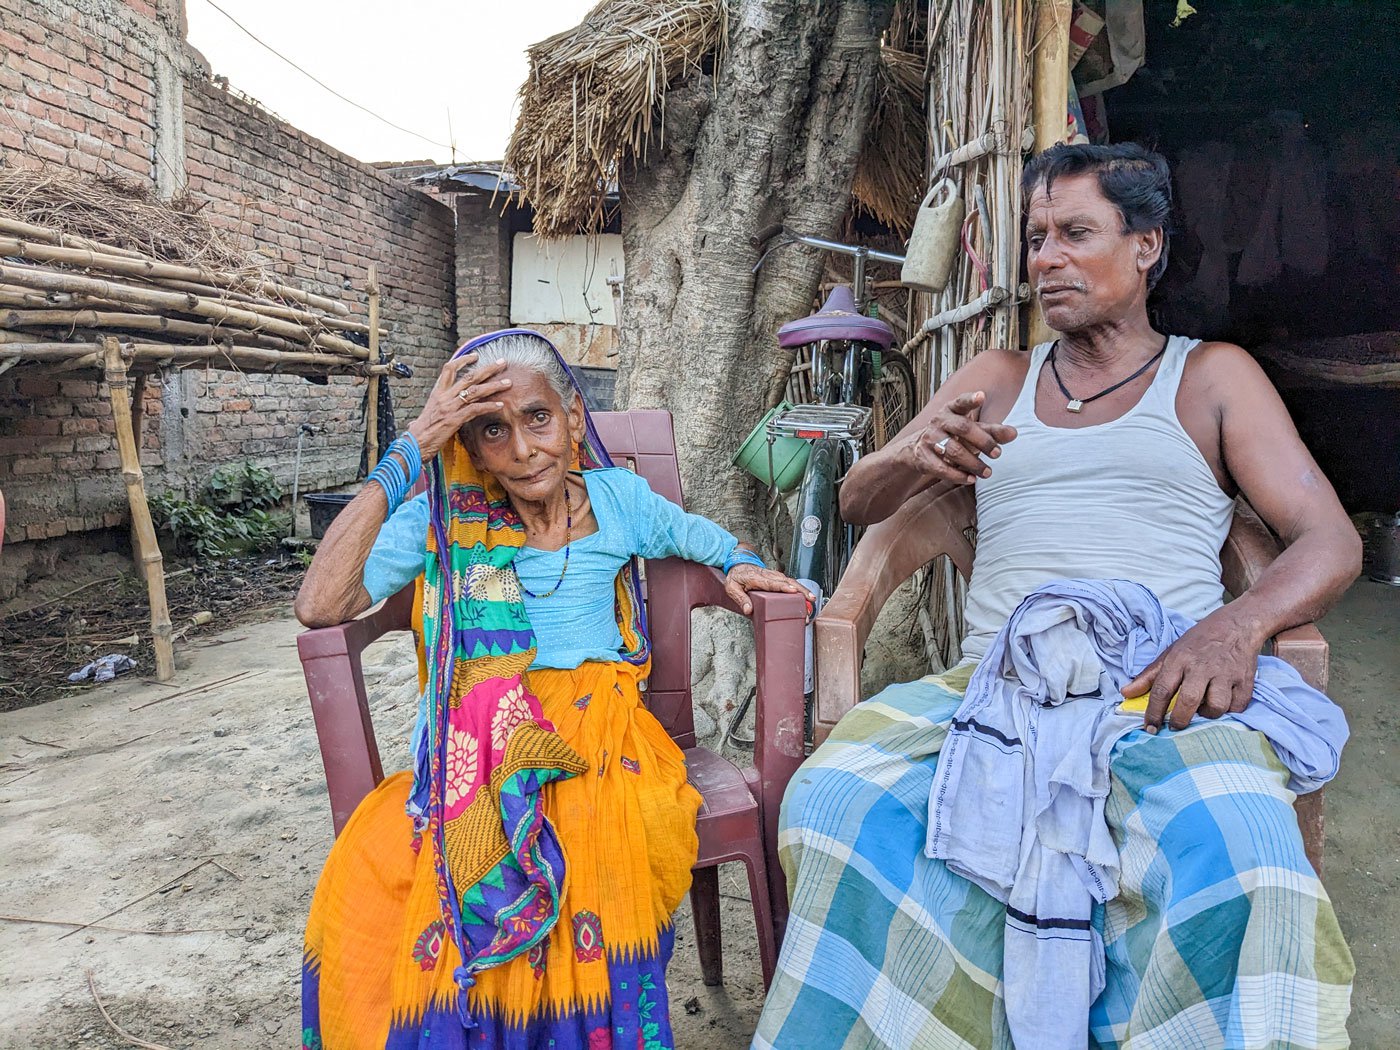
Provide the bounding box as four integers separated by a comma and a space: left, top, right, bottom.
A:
296, 409, 806, 989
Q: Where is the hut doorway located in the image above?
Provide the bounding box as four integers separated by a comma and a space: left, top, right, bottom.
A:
1086, 0, 1400, 515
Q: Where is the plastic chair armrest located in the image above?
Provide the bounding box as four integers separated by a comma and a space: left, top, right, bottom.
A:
683, 567, 809, 779
1220, 499, 1284, 597
1271, 622, 1329, 693
814, 485, 976, 743
1271, 623, 1330, 874
682, 565, 806, 928
296, 585, 415, 834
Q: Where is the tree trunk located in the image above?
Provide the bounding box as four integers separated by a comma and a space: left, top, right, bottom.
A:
616, 0, 895, 545
614, 0, 895, 751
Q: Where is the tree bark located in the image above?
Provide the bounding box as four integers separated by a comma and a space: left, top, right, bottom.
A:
616, 0, 895, 545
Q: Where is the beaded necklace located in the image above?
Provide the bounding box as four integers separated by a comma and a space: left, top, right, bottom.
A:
519, 482, 572, 599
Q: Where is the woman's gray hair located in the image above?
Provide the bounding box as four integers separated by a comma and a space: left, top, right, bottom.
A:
457, 332, 576, 404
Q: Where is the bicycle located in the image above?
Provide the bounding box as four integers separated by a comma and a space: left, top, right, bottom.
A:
750, 225, 914, 602
730, 226, 915, 747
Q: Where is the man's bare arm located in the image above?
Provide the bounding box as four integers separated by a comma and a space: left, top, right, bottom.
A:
841, 350, 1022, 525
1130, 343, 1360, 731
1212, 344, 1361, 636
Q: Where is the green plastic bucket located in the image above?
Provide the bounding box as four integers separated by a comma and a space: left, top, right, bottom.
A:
732, 402, 811, 493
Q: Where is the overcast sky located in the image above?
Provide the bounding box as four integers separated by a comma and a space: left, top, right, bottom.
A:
184, 0, 596, 165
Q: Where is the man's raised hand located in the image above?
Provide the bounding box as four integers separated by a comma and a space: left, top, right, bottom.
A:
906, 391, 1018, 487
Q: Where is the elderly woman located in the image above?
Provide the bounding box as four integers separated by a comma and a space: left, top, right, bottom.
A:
295, 329, 806, 1050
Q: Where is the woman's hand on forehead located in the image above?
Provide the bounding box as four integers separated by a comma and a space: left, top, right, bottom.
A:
408, 352, 513, 458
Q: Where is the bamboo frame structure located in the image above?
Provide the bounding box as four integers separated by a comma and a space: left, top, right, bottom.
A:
0, 264, 367, 357
1, 192, 392, 682
1027, 0, 1072, 348
0, 214, 349, 316
0, 341, 392, 377
911, 0, 1036, 668
103, 337, 175, 682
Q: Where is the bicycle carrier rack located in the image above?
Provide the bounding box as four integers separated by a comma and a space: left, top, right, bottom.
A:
765, 403, 873, 445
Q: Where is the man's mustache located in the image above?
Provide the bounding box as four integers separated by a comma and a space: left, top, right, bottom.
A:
1035, 281, 1086, 296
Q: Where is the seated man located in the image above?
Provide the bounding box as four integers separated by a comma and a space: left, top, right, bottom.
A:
754, 143, 1358, 1049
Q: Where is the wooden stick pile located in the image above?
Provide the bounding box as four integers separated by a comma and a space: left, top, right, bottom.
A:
0, 171, 387, 380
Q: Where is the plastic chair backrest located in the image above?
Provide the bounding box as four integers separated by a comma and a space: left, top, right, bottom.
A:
589, 409, 698, 744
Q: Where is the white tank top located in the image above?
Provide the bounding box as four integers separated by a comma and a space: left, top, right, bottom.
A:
960, 336, 1235, 661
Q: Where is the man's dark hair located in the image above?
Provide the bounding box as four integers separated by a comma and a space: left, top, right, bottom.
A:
1021, 142, 1173, 289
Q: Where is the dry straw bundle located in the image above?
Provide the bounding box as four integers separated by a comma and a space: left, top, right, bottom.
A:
0, 167, 257, 276
507, 0, 926, 236
506, 0, 729, 237
853, 47, 927, 235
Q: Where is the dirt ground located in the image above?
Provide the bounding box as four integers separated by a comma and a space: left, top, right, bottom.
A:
0, 581, 1394, 1048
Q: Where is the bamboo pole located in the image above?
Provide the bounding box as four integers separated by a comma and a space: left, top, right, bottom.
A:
0, 341, 387, 377
0, 216, 350, 316
0, 270, 382, 339
103, 336, 175, 682
0, 251, 369, 348
129, 371, 148, 497
365, 264, 381, 467
0, 264, 367, 357
148, 277, 387, 336
1028, 0, 1071, 348
0, 288, 52, 307
0, 308, 335, 354
903, 286, 1012, 353
0, 214, 148, 258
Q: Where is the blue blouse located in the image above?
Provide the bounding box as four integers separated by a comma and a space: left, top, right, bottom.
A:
362, 467, 739, 669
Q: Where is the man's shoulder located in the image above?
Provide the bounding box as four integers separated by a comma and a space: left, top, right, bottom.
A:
964, 347, 1032, 389
1183, 339, 1275, 398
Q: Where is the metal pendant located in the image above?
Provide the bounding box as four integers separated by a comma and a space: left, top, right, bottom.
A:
1066, 399, 1084, 413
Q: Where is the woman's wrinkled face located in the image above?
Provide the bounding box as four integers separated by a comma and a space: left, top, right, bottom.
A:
459, 365, 584, 504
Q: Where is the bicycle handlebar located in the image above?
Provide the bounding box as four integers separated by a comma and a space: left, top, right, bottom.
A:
750, 224, 906, 267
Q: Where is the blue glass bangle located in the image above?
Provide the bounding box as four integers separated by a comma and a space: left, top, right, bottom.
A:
367, 434, 424, 519
723, 548, 766, 574
387, 433, 422, 486
369, 456, 408, 518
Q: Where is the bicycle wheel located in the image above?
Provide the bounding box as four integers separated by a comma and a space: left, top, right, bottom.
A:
870, 349, 918, 448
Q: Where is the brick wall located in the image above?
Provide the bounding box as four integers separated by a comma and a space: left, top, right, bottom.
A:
455, 194, 512, 338
0, 0, 456, 546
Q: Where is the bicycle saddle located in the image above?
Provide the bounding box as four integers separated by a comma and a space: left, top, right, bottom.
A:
776, 285, 894, 350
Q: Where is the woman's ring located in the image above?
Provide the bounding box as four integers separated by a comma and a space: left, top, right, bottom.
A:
457, 390, 470, 403
934, 436, 952, 456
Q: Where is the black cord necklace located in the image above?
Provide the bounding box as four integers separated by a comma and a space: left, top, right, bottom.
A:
519, 482, 572, 599
1048, 339, 1168, 413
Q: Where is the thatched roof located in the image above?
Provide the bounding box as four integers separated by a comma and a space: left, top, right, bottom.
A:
854, 48, 925, 235
505, 0, 727, 237
505, 0, 924, 236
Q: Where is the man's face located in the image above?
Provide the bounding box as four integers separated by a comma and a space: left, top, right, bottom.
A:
1025, 172, 1157, 332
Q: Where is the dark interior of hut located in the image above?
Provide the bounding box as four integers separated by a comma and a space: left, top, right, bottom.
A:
1101, 0, 1399, 514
